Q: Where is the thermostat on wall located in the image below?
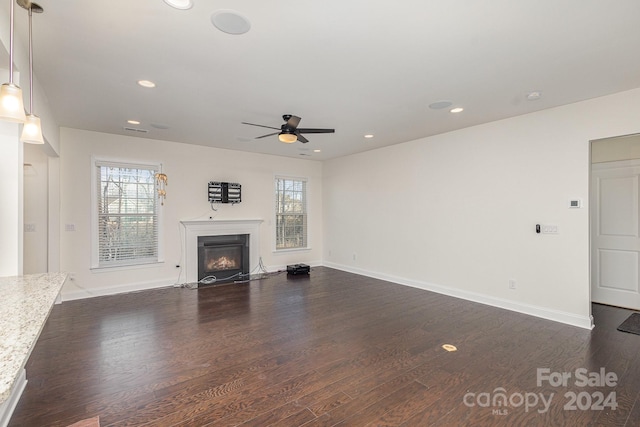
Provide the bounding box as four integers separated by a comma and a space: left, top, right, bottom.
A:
569, 199, 582, 208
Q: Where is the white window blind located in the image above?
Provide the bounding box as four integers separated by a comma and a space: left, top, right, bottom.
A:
95, 162, 159, 267
275, 177, 308, 250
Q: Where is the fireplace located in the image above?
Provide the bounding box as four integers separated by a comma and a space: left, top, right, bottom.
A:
198, 234, 249, 283
181, 219, 262, 285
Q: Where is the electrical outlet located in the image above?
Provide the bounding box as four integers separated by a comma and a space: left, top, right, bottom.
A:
353, 253, 357, 261
541, 225, 559, 234
509, 279, 517, 290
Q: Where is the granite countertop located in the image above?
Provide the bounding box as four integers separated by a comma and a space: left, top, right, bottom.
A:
0, 273, 67, 404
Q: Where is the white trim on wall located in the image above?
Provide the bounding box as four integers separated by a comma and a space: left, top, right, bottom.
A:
180, 219, 263, 284
90, 156, 165, 270
62, 277, 175, 301
273, 174, 311, 252
324, 261, 595, 330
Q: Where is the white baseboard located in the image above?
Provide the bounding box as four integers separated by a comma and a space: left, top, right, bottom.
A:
58, 261, 594, 330
266, 260, 323, 274
0, 369, 26, 427
62, 279, 175, 301
59, 260, 324, 301
323, 262, 594, 330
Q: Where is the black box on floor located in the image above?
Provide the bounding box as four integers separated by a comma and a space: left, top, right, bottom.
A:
287, 264, 310, 275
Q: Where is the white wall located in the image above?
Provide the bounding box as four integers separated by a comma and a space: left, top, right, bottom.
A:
59, 128, 323, 299
48, 156, 60, 273
323, 88, 640, 329
23, 143, 48, 273
0, 67, 23, 277
0, 120, 22, 276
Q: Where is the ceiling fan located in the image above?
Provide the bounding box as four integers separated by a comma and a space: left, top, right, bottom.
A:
242, 114, 335, 144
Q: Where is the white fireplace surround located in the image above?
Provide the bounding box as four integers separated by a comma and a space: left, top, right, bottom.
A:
181, 219, 263, 284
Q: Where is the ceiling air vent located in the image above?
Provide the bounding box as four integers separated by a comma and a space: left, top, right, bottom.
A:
123, 127, 149, 133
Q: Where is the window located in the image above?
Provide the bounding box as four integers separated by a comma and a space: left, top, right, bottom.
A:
93, 160, 160, 268
275, 177, 308, 250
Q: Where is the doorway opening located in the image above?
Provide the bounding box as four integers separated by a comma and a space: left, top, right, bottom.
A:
590, 133, 640, 312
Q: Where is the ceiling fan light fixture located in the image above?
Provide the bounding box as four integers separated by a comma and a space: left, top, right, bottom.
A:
279, 133, 297, 144
243, 114, 334, 144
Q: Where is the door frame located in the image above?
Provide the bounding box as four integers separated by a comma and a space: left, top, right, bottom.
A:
589, 133, 640, 317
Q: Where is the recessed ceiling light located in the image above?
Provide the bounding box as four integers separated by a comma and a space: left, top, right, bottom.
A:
163, 0, 193, 10
211, 10, 251, 35
137, 80, 156, 88
127, 120, 140, 125
429, 101, 453, 110
526, 91, 542, 101
450, 107, 464, 113
364, 134, 374, 139
313, 149, 321, 153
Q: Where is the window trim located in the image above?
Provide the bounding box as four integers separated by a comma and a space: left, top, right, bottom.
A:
90, 157, 164, 270
273, 175, 311, 252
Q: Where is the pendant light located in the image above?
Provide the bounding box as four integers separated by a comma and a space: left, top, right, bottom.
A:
0, 0, 26, 122
19, 0, 44, 144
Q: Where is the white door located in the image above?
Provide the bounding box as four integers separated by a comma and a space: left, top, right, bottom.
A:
592, 160, 640, 310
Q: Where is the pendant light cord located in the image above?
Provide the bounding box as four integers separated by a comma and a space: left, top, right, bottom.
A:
28, 6, 33, 112
9, 0, 15, 85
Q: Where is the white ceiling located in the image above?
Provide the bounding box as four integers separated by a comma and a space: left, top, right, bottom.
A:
6, 0, 640, 160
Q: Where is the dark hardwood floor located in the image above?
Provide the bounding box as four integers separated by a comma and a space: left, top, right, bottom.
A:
9, 267, 640, 426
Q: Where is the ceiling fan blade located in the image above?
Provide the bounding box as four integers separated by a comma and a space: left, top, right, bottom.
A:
297, 128, 335, 134
286, 115, 301, 128
296, 132, 309, 143
241, 122, 280, 131
255, 132, 280, 139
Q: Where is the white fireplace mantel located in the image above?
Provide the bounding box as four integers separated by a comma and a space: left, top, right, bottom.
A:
181, 219, 263, 284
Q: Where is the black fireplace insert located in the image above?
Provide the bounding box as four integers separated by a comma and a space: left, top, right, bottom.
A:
197, 234, 249, 284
